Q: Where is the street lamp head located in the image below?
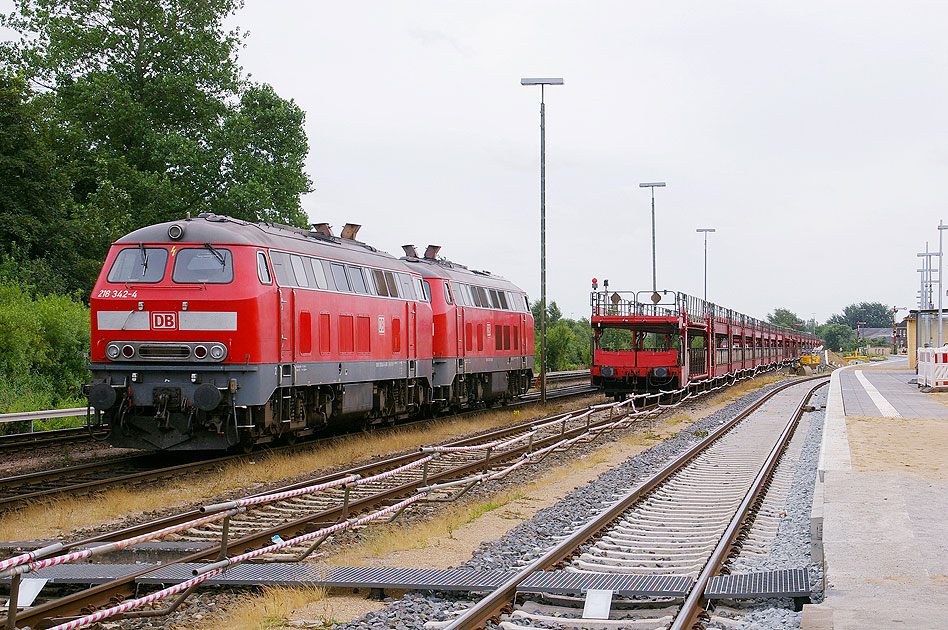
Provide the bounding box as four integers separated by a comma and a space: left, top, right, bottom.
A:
696, 228, 716, 233
521, 78, 564, 85
639, 182, 666, 188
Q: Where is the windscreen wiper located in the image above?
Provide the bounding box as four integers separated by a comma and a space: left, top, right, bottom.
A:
138, 242, 148, 275
204, 242, 226, 267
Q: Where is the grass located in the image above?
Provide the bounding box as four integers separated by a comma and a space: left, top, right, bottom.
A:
0, 394, 605, 540
174, 585, 330, 630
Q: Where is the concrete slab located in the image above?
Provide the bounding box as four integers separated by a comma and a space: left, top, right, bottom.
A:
806, 364, 948, 629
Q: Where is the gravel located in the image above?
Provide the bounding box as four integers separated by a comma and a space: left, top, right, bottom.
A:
333, 375, 820, 630
704, 386, 827, 630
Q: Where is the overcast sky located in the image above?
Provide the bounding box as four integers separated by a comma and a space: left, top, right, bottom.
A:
12, 1, 948, 322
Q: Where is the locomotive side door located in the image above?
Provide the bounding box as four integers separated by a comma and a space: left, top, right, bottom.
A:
520, 313, 526, 369
407, 301, 417, 377
457, 307, 464, 357
279, 287, 294, 366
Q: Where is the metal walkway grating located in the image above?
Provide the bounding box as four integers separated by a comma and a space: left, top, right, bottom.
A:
3, 564, 806, 600
704, 568, 810, 598
520, 571, 691, 597
2, 563, 690, 597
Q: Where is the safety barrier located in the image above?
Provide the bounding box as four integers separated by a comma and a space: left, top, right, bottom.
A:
917, 347, 948, 389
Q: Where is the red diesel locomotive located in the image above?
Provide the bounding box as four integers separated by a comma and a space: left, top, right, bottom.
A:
591, 289, 820, 399
85, 214, 534, 450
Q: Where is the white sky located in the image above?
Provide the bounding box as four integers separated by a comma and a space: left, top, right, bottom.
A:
11, 1, 948, 322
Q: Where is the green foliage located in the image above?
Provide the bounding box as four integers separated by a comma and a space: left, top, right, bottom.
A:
0, 273, 90, 420
818, 323, 857, 352
531, 301, 592, 371
0, 0, 312, 298
767, 307, 803, 329
827, 302, 891, 328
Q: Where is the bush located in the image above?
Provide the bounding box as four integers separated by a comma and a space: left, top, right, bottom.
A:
0, 275, 89, 421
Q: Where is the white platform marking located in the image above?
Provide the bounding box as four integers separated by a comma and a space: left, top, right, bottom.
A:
854, 371, 902, 418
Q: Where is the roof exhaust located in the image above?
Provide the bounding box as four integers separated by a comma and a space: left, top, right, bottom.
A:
402, 244, 419, 258
424, 245, 441, 260
312, 223, 333, 237
341, 223, 361, 240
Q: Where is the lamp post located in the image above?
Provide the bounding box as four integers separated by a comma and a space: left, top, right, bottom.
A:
695, 228, 716, 302
938, 221, 947, 346
918, 248, 938, 346
521, 77, 563, 403
639, 182, 666, 301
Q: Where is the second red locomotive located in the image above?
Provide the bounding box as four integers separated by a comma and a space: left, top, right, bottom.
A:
86, 214, 535, 450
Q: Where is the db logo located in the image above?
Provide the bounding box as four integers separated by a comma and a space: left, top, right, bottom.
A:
151, 312, 177, 330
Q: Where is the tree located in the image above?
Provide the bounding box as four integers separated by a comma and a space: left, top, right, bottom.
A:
828, 302, 891, 328
819, 323, 857, 352
767, 307, 803, 329
1, 0, 312, 296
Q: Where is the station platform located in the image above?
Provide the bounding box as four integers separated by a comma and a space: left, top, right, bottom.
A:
805, 358, 948, 629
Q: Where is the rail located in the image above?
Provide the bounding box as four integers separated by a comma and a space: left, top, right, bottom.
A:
3, 365, 784, 628
444, 375, 829, 629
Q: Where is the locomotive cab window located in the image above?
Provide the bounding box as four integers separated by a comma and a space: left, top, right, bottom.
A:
256, 252, 272, 285
443, 282, 453, 304
107, 246, 168, 284
172, 247, 233, 284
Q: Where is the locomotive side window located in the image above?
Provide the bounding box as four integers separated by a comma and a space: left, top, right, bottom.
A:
373, 270, 390, 297
414, 278, 427, 302
256, 252, 272, 285
330, 263, 350, 292
495, 323, 502, 350
513, 326, 519, 350
504, 326, 511, 350
383, 271, 399, 298
172, 247, 233, 284
269, 251, 293, 285
310, 258, 328, 289
466, 323, 473, 350
398, 273, 415, 300
498, 291, 509, 310
443, 282, 453, 304
462, 284, 474, 307
348, 266, 368, 294
107, 247, 168, 284
523, 295, 530, 312
363, 269, 378, 295
290, 255, 310, 287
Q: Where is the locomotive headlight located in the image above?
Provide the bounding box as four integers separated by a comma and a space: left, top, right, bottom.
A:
122, 344, 135, 358
106, 344, 120, 360
653, 367, 668, 378
209, 344, 226, 360
600, 366, 614, 377
194, 345, 207, 359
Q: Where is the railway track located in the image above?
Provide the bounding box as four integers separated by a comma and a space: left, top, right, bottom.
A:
0, 378, 596, 511
444, 375, 828, 630
1, 366, 790, 629
3, 388, 652, 629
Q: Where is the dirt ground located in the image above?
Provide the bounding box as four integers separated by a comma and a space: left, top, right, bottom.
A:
846, 415, 948, 481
